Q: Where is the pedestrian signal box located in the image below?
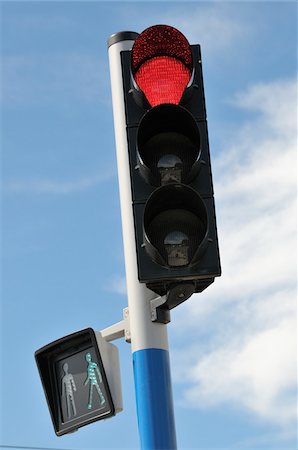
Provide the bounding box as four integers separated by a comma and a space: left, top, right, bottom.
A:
35, 328, 122, 436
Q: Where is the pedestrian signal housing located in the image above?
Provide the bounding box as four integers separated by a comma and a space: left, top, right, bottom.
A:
35, 328, 122, 436
109, 24, 221, 311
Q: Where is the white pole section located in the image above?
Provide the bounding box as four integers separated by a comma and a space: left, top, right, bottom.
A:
108, 34, 168, 354
108, 32, 177, 450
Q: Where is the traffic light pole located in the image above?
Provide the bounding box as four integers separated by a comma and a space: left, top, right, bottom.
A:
108, 33, 177, 450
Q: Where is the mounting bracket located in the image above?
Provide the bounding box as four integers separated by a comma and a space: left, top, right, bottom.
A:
150, 295, 171, 324
100, 307, 131, 343
150, 282, 196, 324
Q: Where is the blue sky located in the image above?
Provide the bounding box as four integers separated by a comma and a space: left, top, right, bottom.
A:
1, 1, 297, 449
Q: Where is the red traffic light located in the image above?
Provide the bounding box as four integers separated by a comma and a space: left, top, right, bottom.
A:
131, 25, 193, 106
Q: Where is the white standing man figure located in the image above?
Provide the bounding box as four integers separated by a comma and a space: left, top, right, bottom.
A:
84, 352, 105, 409
61, 362, 77, 419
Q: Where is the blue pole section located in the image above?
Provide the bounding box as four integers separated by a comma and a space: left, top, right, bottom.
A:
108, 32, 177, 450
133, 348, 177, 450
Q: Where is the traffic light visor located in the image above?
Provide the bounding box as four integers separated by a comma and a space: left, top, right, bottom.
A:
131, 25, 193, 106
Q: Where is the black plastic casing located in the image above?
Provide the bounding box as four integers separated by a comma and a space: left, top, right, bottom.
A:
35, 329, 115, 436
121, 45, 221, 296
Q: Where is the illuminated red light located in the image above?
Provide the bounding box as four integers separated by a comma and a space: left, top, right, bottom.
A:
131, 25, 193, 106
135, 56, 191, 106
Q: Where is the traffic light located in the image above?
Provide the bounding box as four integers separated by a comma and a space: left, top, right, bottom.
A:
35, 328, 122, 436
112, 25, 221, 310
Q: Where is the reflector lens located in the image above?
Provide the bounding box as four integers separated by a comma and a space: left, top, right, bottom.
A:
135, 56, 191, 106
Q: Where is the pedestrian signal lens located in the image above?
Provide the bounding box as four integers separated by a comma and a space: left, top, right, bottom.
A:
57, 347, 109, 424
131, 25, 193, 106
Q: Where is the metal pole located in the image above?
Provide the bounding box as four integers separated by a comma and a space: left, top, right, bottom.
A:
108, 32, 177, 450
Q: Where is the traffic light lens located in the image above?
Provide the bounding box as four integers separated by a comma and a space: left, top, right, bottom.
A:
141, 131, 197, 185
147, 209, 204, 267
144, 185, 208, 268
137, 104, 201, 186
134, 56, 191, 106
131, 25, 193, 107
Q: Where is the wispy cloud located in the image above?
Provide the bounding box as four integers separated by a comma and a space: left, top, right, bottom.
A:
172, 77, 297, 433
165, 3, 247, 53
4, 13, 76, 32
124, 2, 249, 59
4, 170, 115, 194
1, 53, 110, 108
106, 275, 127, 296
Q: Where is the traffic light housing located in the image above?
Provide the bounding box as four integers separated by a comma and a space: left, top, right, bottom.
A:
111, 25, 221, 308
35, 328, 122, 436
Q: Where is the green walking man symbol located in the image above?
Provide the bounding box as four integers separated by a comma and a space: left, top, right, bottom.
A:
84, 352, 106, 410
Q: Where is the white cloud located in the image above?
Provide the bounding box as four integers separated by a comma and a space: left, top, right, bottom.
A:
172, 77, 297, 431
185, 317, 296, 425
